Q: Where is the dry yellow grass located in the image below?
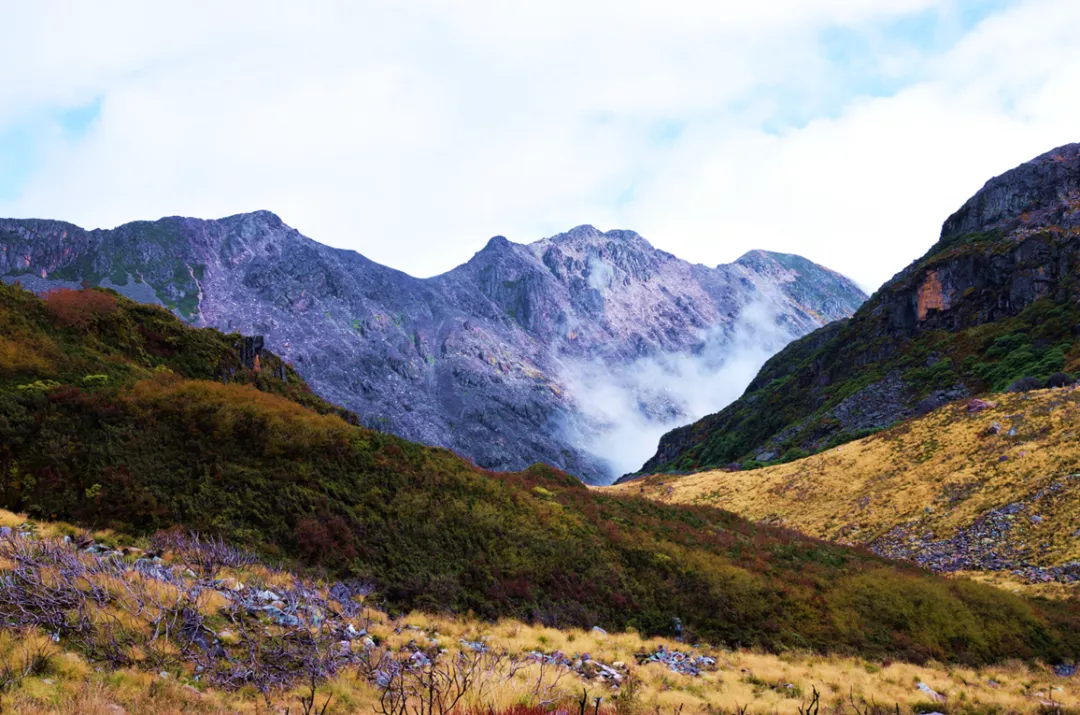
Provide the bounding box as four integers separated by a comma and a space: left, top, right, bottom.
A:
1, 614, 1076, 715
1, 509, 1077, 714
606, 386, 1080, 591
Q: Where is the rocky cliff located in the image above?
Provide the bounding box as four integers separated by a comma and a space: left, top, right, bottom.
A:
640, 142, 1080, 475
0, 216, 865, 482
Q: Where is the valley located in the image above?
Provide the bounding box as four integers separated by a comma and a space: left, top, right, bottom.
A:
2, 143, 1080, 714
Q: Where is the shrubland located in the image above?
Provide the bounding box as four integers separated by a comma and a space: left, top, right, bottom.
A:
0, 283, 1079, 670
0, 508, 1076, 715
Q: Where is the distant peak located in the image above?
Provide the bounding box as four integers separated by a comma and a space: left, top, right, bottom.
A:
220, 210, 285, 226
543, 225, 648, 246
482, 235, 512, 251
567, 224, 601, 238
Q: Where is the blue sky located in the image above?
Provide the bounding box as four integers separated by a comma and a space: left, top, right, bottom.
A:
0, 0, 1076, 291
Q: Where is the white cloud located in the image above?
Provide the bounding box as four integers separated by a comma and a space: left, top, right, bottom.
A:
558, 302, 794, 478
0, 0, 1077, 291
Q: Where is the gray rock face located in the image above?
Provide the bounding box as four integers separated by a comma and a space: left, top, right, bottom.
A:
0, 215, 865, 482
640, 142, 1080, 476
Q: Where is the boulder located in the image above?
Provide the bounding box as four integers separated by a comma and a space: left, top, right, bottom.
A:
967, 399, 997, 413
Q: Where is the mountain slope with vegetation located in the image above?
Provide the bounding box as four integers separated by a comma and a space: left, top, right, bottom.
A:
611, 385, 1080, 593
641, 142, 1080, 474
1, 509, 1077, 715
0, 216, 865, 483
0, 281, 1078, 666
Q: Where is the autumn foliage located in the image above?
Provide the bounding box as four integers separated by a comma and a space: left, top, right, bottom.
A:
0, 280, 1079, 667
43, 287, 118, 330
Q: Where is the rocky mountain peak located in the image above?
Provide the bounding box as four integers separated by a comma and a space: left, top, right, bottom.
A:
0, 212, 865, 483
940, 142, 1080, 240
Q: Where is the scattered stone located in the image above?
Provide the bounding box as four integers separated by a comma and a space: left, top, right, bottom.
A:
967, 399, 997, 413
917, 682, 945, 702
636, 646, 717, 676
459, 639, 487, 652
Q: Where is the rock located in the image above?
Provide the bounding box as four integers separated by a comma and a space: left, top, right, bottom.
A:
255, 589, 280, 602
0, 215, 866, 485
459, 639, 487, 652
916, 682, 945, 702
968, 399, 997, 413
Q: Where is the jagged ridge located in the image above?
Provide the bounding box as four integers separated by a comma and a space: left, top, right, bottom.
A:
0, 216, 865, 482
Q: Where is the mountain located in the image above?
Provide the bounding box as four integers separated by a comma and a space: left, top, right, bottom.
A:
0, 217, 865, 483
613, 385, 1080, 593
640, 142, 1080, 475
1, 280, 1077, 666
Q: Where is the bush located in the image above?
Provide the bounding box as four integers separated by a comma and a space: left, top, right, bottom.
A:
1045, 372, 1075, 388
44, 288, 117, 330
1006, 376, 1043, 393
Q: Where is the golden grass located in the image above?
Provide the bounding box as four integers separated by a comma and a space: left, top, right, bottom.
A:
605, 386, 1080, 593
3, 613, 1075, 715
0, 513, 1076, 713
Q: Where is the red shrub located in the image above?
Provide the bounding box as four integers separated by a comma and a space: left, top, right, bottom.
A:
44, 288, 118, 330
296, 515, 358, 565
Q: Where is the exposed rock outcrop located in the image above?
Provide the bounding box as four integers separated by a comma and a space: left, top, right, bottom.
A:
642, 142, 1080, 474
0, 216, 865, 482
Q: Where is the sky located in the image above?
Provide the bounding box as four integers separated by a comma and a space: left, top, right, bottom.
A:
0, 0, 1077, 292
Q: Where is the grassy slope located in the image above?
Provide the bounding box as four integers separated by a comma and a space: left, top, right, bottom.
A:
1, 282, 1079, 665
646, 228, 1080, 474
1, 508, 1077, 715
611, 387, 1080, 592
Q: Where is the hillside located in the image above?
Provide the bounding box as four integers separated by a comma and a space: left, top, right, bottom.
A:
1, 281, 1078, 666
611, 386, 1080, 593
641, 142, 1080, 474
0, 216, 866, 482
1, 508, 1077, 715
